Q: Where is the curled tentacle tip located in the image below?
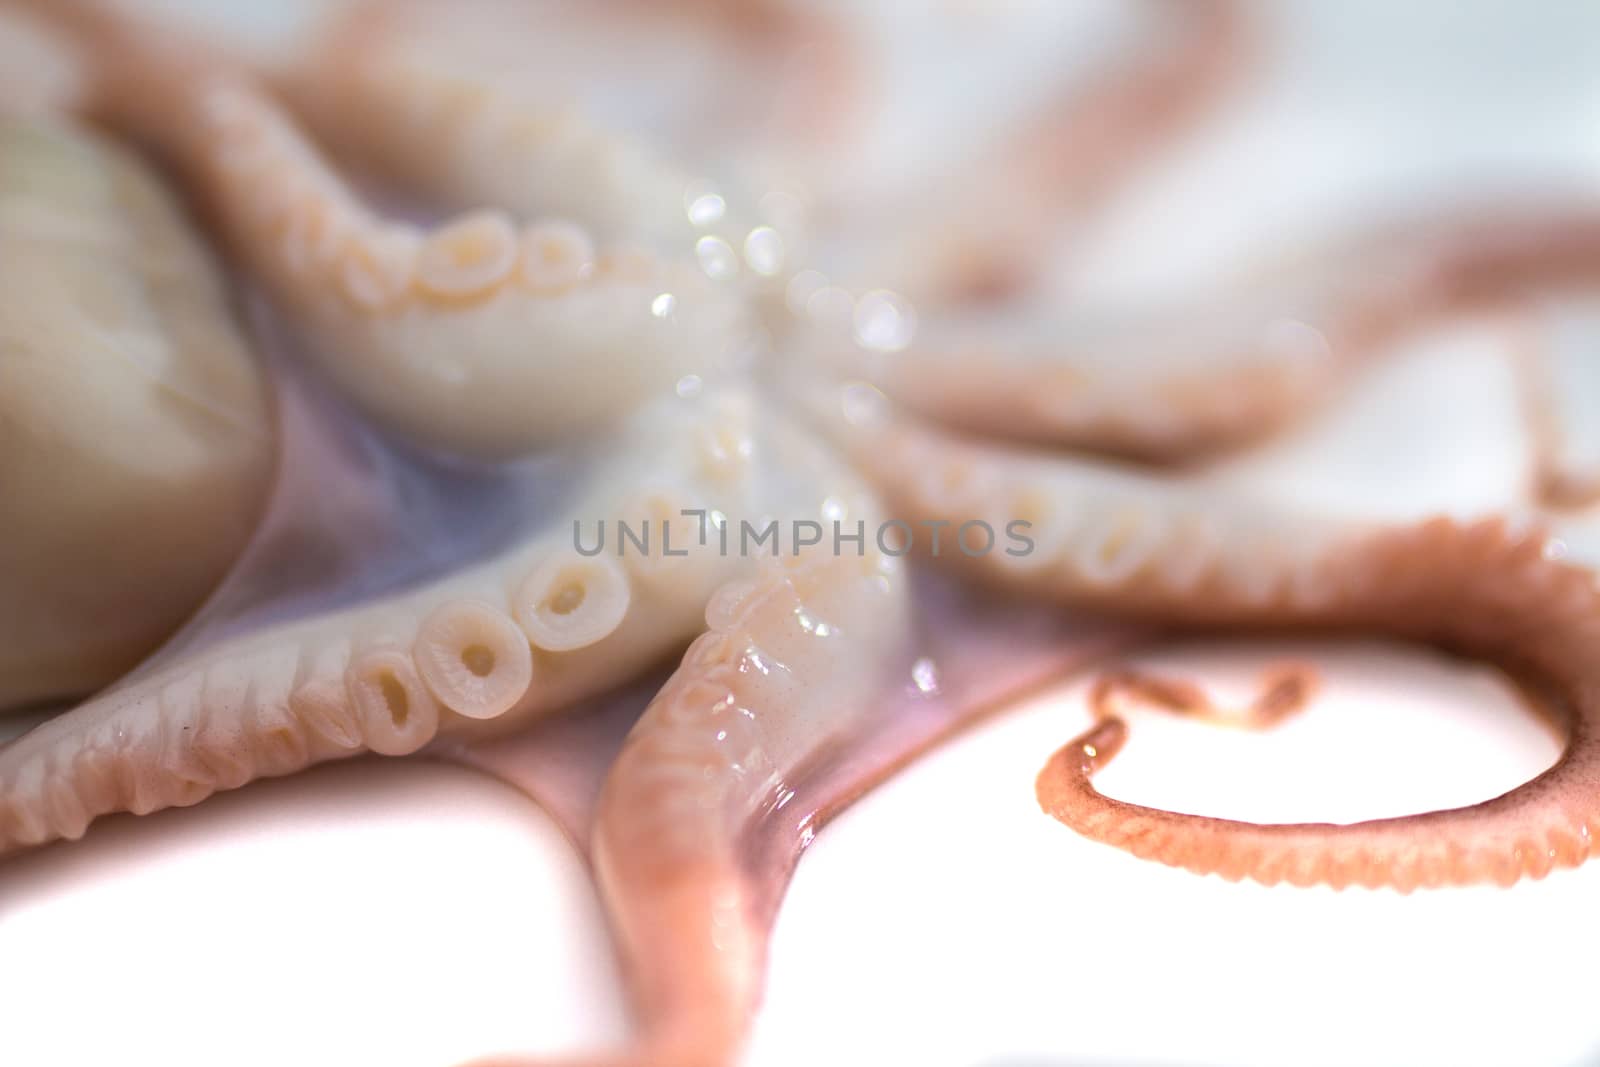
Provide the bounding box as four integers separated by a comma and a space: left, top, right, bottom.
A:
1039, 717, 1129, 797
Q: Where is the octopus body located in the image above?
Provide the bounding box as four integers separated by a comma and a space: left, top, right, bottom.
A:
2, 1, 1600, 1065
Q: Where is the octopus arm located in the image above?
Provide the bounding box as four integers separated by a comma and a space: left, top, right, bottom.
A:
1520, 296, 1600, 510
17, 0, 750, 460
458, 506, 914, 1067
456, 514, 1146, 1066
849, 206, 1600, 461
274, 0, 855, 256
839, 0, 1248, 304
819, 386, 1600, 891
278, 0, 1244, 309
0, 387, 783, 855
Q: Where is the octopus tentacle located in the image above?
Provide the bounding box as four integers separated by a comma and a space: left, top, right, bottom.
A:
831, 0, 1249, 304
839, 207, 1600, 462
0, 387, 818, 855
279, 0, 1245, 314
469, 523, 913, 1067
810, 381, 1365, 615
1084, 662, 1317, 731
440, 495, 1147, 1067
0, 3, 88, 116
1519, 295, 1600, 510
600, 554, 908, 1064
819, 388, 1600, 890
445, 568, 1144, 1067
279, 0, 855, 262
20, 0, 749, 459
1037, 524, 1600, 891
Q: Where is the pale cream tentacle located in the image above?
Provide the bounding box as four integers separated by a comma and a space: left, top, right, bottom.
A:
279, 0, 697, 253
19, 0, 751, 459
0, 388, 829, 853
278, 0, 1246, 315
277, 0, 850, 268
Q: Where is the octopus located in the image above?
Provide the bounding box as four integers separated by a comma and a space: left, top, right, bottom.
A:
2, 1, 1600, 1065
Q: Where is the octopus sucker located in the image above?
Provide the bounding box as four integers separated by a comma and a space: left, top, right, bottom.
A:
286, 637, 365, 753
519, 220, 599, 296
347, 646, 443, 757
414, 600, 538, 721
414, 210, 522, 303
16, 0, 751, 460
514, 555, 634, 655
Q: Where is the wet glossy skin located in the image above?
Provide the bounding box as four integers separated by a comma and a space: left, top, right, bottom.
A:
3, 6, 1600, 1067
0, 117, 273, 710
